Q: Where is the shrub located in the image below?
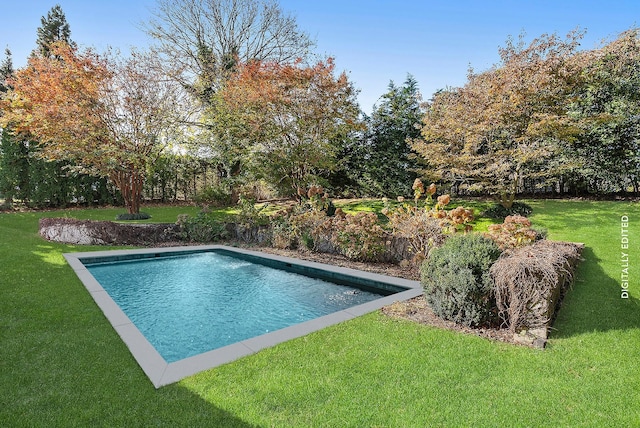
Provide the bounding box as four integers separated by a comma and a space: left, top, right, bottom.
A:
289, 209, 330, 249
176, 211, 228, 242
235, 196, 271, 227
320, 211, 387, 262
115, 212, 151, 221
267, 186, 335, 251
483, 202, 533, 219
382, 182, 474, 263
421, 234, 502, 327
429, 205, 475, 233
491, 240, 583, 332
385, 205, 446, 264
485, 215, 544, 250
193, 184, 232, 207
270, 218, 296, 249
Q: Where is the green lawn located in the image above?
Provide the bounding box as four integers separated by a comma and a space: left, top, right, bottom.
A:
1, 200, 638, 426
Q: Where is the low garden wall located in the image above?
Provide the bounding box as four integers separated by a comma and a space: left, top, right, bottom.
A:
39, 218, 181, 246
39, 217, 415, 262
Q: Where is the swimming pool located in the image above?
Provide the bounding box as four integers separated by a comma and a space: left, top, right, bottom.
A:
65, 246, 422, 387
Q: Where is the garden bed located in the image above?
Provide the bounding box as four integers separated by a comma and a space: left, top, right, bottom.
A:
39, 217, 582, 348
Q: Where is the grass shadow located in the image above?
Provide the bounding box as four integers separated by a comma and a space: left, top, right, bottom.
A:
551, 246, 640, 339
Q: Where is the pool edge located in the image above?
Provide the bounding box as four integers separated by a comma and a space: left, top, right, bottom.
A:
64, 245, 422, 388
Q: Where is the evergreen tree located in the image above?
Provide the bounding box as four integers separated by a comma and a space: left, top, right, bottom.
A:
1, 48, 35, 205
355, 75, 424, 197
0, 132, 31, 205
0, 48, 13, 92
35, 4, 74, 58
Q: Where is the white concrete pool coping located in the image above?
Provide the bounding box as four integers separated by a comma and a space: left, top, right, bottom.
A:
64, 245, 422, 388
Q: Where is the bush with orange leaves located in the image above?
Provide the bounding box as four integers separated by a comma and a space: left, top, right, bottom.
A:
484, 215, 544, 250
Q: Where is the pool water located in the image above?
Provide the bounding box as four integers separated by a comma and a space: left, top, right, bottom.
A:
86, 251, 383, 362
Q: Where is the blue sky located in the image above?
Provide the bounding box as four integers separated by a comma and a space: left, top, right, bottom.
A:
2, 1, 639, 113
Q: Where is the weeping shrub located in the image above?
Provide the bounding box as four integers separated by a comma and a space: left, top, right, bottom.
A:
420, 234, 502, 327
490, 240, 583, 332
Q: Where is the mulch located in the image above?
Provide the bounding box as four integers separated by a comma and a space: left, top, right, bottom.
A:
250, 246, 521, 346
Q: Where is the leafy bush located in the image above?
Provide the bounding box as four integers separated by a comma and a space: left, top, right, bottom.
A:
483, 202, 533, 219
421, 234, 502, 327
270, 218, 296, 249
485, 215, 544, 250
382, 180, 473, 263
316, 211, 387, 262
194, 184, 232, 207
335, 212, 387, 261
235, 196, 271, 227
176, 211, 228, 242
267, 186, 335, 250
115, 212, 151, 221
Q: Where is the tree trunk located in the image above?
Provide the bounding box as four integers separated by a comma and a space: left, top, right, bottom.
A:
111, 169, 144, 214
499, 176, 518, 209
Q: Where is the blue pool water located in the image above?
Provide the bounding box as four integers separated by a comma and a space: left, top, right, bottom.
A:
86, 251, 384, 362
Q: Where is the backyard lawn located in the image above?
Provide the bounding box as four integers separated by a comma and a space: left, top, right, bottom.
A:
1, 199, 638, 426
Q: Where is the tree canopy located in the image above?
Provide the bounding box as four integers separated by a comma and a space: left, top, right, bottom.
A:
207, 58, 361, 196
413, 30, 585, 206
354, 75, 424, 197
2, 43, 186, 213
144, 0, 315, 104
35, 4, 75, 58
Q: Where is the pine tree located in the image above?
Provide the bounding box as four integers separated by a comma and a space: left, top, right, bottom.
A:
356, 75, 424, 197
0, 48, 13, 93
35, 4, 74, 58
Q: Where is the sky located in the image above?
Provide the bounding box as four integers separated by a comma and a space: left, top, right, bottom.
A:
1, 0, 639, 114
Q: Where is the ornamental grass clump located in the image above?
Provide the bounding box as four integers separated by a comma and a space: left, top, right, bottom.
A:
490, 240, 583, 332
421, 234, 502, 327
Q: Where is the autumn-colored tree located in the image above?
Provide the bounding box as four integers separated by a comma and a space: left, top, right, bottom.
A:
207, 58, 361, 197
413, 31, 584, 207
2, 43, 185, 213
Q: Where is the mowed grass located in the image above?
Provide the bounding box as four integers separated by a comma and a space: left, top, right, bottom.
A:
1, 200, 638, 426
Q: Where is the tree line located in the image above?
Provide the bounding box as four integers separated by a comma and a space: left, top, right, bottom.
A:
1, 1, 639, 213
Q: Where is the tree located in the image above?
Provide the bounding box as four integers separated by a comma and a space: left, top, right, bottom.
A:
354, 75, 424, 196
144, 0, 315, 104
0, 48, 12, 93
413, 31, 584, 207
567, 29, 640, 194
209, 58, 361, 196
0, 47, 28, 204
35, 4, 75, 58
3, 43, 186, 213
